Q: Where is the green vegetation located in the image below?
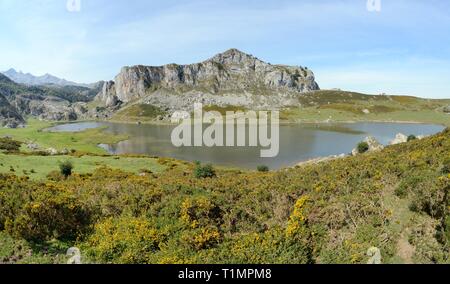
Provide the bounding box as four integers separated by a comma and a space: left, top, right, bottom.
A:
0, 119, 127, 154
193, 162, 216, 179
407, 135, 417, 142
0, 137, 22, 152
357, 141, 369, 154
59, 160, 74, 178
203, 105, 248, 115
113, 104, 166, 122
0, 128, 448, 264
0, 153, 165, 180
257, 165, 269, 172
280, 90, 450, 126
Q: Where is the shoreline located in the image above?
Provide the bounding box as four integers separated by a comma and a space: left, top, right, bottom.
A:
53, 117, 449, 127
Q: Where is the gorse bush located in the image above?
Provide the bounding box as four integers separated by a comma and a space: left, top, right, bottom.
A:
0, 180, 92, 241
442, 158, 450, 174
47, 170, 64, 181
0, 137, 22, 152
85, 216, 165, 264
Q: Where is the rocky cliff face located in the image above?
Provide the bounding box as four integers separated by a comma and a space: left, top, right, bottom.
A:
96, 49, 320, 111
0, 93, 25, 128
0, 73, 91, 127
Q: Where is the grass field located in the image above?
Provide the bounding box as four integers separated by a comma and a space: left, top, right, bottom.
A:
0, 118, 167, 180
0, 119, 127, 154
281, 90, 450, 126
112, 104, 166, 122
0, 153, 165, 180
281, 107, 450, 126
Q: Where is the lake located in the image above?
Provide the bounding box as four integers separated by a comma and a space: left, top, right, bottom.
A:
47, 121, 445, 169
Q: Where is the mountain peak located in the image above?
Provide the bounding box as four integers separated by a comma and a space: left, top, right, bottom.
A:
214, 48, 256, 58
0, 69, 90, 88
5, 68, 17, 74
209, 48, 263, 66
221, 48, 251, 56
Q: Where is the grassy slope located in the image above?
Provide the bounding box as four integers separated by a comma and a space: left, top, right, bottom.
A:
0, 153, 165, 180
0, 118, 166, 180
282, 90, 450, 126
112, 104, 166, 123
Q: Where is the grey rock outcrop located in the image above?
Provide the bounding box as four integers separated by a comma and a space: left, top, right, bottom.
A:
389, 133, 408, 145
95, 81, 120, 107
352, 136, 384, 156
99, 49, 320, 111
0, 72, 92, 124
0, 74, 26, 128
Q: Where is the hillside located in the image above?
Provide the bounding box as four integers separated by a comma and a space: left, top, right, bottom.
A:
108, 89, 450, 125
89, 49, 449, 125
0, 73, 99, 126
282, 90, 450, 126
0, 128, 448, 264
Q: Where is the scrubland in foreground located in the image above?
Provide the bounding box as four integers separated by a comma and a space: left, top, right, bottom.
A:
0, 128, 448, 264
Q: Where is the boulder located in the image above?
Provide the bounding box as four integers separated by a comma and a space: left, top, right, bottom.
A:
389, 133, 408, 145
46, 148, 59, 155
365, 136, 384, 151
27, 142, 39, 150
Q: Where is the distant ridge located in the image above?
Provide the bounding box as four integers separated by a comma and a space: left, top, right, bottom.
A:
1, 68, 92, 88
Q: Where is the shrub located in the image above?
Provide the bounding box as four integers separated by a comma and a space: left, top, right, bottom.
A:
357, 142, 369, 154
407, 135, 417, 142
47, 170, 64, 181
4, 186, 92, 242
257, 165, 269, 172
182, 227, 222, 250
0, 137, 22, 152
442, 158, 450, 174
85, 216, 165, 264
395, 175, 426, 199
194, 163, 216, 179
180, 196, 222, 229
59, 160, 73, 178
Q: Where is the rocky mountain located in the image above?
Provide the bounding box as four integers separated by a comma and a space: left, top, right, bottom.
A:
96, 49, 320, 113
2, 68, 93, 88
0, 74, 25, 127
0, 73, 93, 128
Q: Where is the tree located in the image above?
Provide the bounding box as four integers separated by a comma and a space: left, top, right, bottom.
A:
59, 160, 74, 178
257, 165, 269, 172
357, 142, 369, 154
407, 135, 417, 142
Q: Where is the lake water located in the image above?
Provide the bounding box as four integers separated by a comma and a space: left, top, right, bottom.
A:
47, 121, 445, 169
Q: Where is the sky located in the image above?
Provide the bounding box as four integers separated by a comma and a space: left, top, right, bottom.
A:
0, 0, 449, 99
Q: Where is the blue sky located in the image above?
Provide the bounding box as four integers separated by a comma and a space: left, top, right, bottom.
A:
0, 0, 449, 98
